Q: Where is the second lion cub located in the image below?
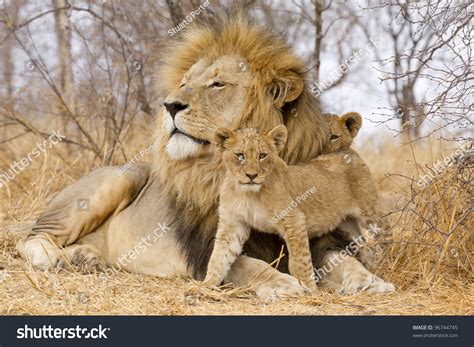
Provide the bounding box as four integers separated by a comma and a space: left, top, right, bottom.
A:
204, 125, 382, 291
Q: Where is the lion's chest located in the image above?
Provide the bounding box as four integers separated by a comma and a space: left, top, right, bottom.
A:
233, 195, 278, 234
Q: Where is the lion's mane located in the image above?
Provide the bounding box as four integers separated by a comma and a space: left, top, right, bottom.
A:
152, 11, 330, 279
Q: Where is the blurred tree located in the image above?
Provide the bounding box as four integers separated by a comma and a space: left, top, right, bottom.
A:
53, 0, 74, 106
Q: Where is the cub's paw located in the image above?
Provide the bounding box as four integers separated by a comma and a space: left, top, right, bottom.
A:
254, 273, 307, 302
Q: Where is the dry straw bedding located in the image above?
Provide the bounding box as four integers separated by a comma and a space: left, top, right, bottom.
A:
0, 141, 472, 315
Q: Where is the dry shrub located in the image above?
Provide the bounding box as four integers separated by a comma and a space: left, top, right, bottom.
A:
379, 144, 473, 290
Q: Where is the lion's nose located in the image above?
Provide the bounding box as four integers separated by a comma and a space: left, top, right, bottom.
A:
245, 173, 258, 180
164, 102, 188, 119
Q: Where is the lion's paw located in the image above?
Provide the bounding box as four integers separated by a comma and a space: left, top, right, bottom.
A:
57, 245, 106, 272
18, 237, 61, 270
255, 273, 307, 302
366, 276, 395, 293
339, 272, 395, 295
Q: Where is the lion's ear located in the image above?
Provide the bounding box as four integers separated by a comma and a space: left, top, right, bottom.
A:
267, 125, 288, 152
214, 128, 234, 150
340, 112, 362, 138
269, 71, 304, 108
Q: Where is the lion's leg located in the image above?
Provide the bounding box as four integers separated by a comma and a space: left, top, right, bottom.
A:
224, 255, 307, 302
18, 164, 149, 270
204, 219, 250, 286
337, 217, 376, 268
316, 250, 395, 295
280, 212, 317, 292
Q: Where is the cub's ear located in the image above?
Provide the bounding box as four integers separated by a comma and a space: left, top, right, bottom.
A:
214, 128, 234, 150
267, 125, 288, 152
340, 112, 362, 138
268, 71, 304, 109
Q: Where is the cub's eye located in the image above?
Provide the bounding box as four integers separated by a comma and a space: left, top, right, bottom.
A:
330, 134, 340, 142
259, 153, 268, 160
235, 153, 245, 161
210, 81, 226, 89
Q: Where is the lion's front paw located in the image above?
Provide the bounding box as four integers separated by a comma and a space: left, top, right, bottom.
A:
254, 273, 307, 302
19, 237, 61, 270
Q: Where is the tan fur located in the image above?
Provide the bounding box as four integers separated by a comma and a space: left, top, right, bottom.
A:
323, 112, 362, 153
205, 126, 383, 291
153, 11, 329, 214
19, 13, 394, 301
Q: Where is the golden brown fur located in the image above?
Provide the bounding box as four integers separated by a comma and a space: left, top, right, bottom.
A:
205, 126, 383, 290
152, 11, 329, 278
19, 12, 395, 299
323, 112, 362, 153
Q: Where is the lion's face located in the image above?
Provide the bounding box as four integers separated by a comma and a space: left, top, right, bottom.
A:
323, 112, 362, 153
162, 56, 253, 160
214, 126, 287, 192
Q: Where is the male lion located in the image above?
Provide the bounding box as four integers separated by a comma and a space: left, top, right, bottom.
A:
19, 13, 394, 301
204, 126, 387, 292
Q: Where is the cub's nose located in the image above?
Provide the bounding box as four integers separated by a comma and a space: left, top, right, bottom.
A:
164, 102, 188, 119
245, 173, 258, 180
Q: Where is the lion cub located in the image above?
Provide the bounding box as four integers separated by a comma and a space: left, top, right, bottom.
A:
204, 125, 382, 291
322, 112, 362, 153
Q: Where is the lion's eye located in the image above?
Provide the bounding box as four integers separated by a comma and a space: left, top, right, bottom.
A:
259, 153, 267, 160
235, 153, 245, 161
330, 134, 340, 142
211, 81, 226, 89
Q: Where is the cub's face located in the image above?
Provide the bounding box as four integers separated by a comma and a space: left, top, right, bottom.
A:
323, 112, 362, 153
214, 126, 288, 192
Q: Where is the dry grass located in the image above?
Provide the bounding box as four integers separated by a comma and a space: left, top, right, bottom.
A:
0, 129, 472, 315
